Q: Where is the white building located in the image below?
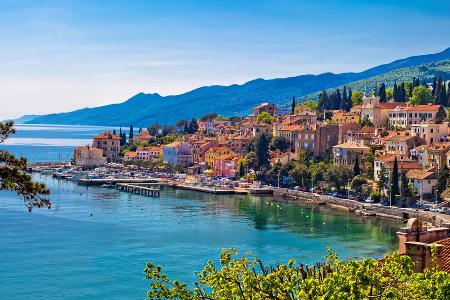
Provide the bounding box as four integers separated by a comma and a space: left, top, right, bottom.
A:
388, 104, 442, 129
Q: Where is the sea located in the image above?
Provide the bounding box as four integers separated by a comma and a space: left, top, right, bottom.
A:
0, 124, 401, 299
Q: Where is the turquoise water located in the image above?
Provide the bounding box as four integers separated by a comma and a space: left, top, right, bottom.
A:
0, 125, 401, 299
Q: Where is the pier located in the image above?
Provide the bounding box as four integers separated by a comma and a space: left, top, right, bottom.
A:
116, 183, 160, 197
78, 178, 161, 186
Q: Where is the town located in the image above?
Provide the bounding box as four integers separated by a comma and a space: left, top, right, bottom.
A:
71, 78, 450, 213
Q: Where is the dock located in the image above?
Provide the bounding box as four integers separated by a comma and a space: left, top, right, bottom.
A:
174, 184, 235, 194
116, 183, 160, 197
78, 178, 161, 186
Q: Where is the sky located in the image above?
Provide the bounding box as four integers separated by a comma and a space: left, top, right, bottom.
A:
0, 0, 449, 120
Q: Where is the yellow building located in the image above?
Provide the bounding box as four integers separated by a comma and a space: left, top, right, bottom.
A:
331, 111, 360, 124
205, 146, 236, 168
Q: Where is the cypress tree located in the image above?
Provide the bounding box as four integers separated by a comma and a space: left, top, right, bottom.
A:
121, 132, 127, 146
238, 162, 245, 178
439, 83, 447, 106
340, 86, 348, 111
373, 84, 379, 97
348, 88, 353, 107
391, 157, 399, 201
129, 124, 134, 140
318, 90, 328, 111
447, 82, 450, 106
437, 166, 449, 201
188, 118, 199, 134
291, 96, 296, 115
422, 79, 427, 86
112, 129, 116, 135
353, 157, 360, 177
139, 127, 142, 133
183, 121, 189, 133
432, 76, 437, 97
393, 82, 398, 101
378, 83, 387, 103
119, 127, 122, 136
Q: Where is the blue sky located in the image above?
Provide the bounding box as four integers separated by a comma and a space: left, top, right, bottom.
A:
1, 0, 449, 119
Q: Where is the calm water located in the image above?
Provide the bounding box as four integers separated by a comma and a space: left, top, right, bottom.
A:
0, 125, 401, 299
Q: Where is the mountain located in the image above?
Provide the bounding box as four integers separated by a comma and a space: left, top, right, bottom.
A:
298, 59, 450, 102
28, 47, 450, 127
4, 115, 42, 124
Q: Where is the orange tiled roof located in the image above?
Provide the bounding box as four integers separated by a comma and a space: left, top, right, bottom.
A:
124, 151, 137, 158
385, 161, 421, 170
93, 131, 121, 140
406, 168, 437, 180
437, 237, 450, 272
402, 104, 441, 111
378, 102, 408, 109
351, 105, 363, 110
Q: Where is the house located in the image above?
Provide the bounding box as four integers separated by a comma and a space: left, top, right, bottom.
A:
331, 111, 360, 124
214, 154, 240, 178
338, 122, 362, 144
350, 97, 407, 126
92, 131, 121, 162
292, 108, 317, 123
374, 155, 418, 181
270, 151, 294, 165
73, 145, 106, 168
205, 146, 236, 168
136, 146, 163, 162
406, 167, 438, 200
229, 136, 252, 155
123, 151, 137, 161
162, 141, 193, 166
251, 123, 272, 137
252, 103, 277, 116
412, 143, 450, 171
332, 141, 370, 167
410, 122, 449, 145
382, 132, 419, 156
133, 129, 153, 144
191, 141, 217, 163
388, 104, 442, 129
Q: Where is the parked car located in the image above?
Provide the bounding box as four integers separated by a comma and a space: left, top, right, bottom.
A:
365, 197, 374, 203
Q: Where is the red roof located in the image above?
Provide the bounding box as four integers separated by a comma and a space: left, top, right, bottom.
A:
93, 131, 121, 140
378, 102, 408, 109
402, 104, 441, 111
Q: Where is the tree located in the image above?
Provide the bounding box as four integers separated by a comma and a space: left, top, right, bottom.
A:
112, 128, 116, 135
340, 86, 352, 112
289, 164, 311, 187
353, 157, 360, 177
317, 89, 328, 111
302, 100, 318, 112
400, 170, 412, 198
129, 124, 134, 141
360, 116, 374, 128
351, 175, 367, 193
188, 118, 199, 134
437, 166, 449, 201
390, 157, 399, 204
183, 122, 189, 133
238, 160, 246, 178
146, 248, 450, 299
438, 82, 447, 106
0, 122, 50, 212
121, 131, 127, 146
200, 113, 218, 122
431, 76, 437, 97
325, 164, 353, 191
410, 86, 433, 106
256, 112, 276, 124
351, 91, 364, 106
378, 164, 389, 197
254, 133, 271, 169
269, 136, 290, 152
381, 116, 391, 131
435, 106, 447, 124
291, 96, 296, 115
378, 83, 387, 102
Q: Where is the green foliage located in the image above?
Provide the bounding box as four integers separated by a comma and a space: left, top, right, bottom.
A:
437, 166, 449, 201
351, 91, 364, 106
269, 136, 290, 152
353, 157, 360, 177
390, 157, 399, 203
411, 86, 433, 106
254, 133, 271, 169
378, 164, 389, 197
289, 164, 311, 187
145, 248, 450, 300
200, 113, 218, 122
360, 115, 374, 128
325, 164, 353, 191
351, 175, 367, 193
215, 115, 230, 121
435, 106, 447, 123
301, 99, 318, 112
256, 112, 276, 124
188, 118, 199, 134
0, 121, 50, 212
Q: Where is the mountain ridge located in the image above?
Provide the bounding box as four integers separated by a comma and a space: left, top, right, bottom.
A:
28, 47, 450, 127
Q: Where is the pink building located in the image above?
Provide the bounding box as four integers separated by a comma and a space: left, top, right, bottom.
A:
214, 154, 239, 178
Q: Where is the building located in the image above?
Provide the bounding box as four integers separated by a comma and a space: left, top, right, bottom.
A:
338, 122, 362, 144
412, 143, 450, 171
382, 132, 418, 156
136, 146, 163, 162
350, 97, 407, 126
133, 129, 153, 144
410, 122, 449, 145
331, 111, 360, 124
388, 104, 442, 129
406, 167, 438, 200
251, 123, 272, 137
397, 218, 450, 272
214, 154, 239, 178
252, 103, 277, 116
332, 141, 370, 166
229, 136, 252, 155
205, 146, 236, 168
123, 151, 137, 161
374, 155, 418, 181
162, 141, 193, 166
73, 146, 106, 168
92, 131, 121, 162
